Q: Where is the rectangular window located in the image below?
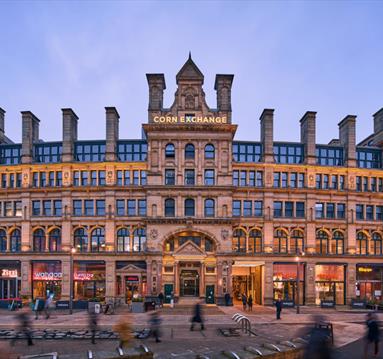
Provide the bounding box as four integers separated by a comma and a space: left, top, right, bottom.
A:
204, 169, 215, 185
376, 206, 383, 221
256, 171, 263, 187
281, 172, 288, 188
116, 200, 125, 216
371, 177, 377, 192
127, 200, 136, 216
96, 200, 105, 216
81, 171, 88, 186
296, 202, 305, 218
53, 200, 62, 216
273, 172, 280, 188
240, 171, 247, 186
73, 200, 82, 216
49, 171, 55, 187
363, 177, 368, 192
4, 201, 12, 217
379, 178, 383, 192
298, 173, 304, 188
1, 174, 7, 188
33, 172, 39, 187
84, 200, 94, 216
43, 200, 52, 216
356, 176, 361, 192
233, 170, 239, 186
98, 171, 106, 186
274, 201, 283, 218
91, 171, 97, 186
233, 200, 241, 217
138, 199, 147, 216
337, 203, 345, 219
14, 201, 22, 217
124, 170, 130, 185
290, 173, 297, 188
140, 171, 147, 185
73, 171, 80, 186
40, 172, 47, 187
323, 174, 329, 189
331, 175, 337, 189
285, 201, 294, 217
133, 170, 139, 185
249, 171, 255, 186
9, 173, 14, 188
326, 203, 335, 219
339, 175, 345, 190
32, 201, 41, 216
165, 169, 175, 185
316, 174, 321, 189
315, 203, 324, 219
254, 201, 263, 217
117, 170, 123, 186
16, 173, 22, 188
243, 201, 252, 216
56, 172, 62, 187
185, 169, 195, 185
356, 204, 364, 220
366, 205, 374, 221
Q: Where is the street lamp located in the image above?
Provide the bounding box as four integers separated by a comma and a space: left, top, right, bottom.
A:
295, 251, 305, 314
69, 247, 76, 315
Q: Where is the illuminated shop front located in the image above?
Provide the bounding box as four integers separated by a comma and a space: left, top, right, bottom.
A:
115, 261, 147, 302
0, 261, 21, 299
273, 263, 305, 305
356, 264, 383, 301
32, 261, 62, 299
315, 264, 346, 305
73, 261, 105, 301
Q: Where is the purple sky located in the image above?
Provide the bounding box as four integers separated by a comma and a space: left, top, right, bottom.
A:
1, 1, 382, 144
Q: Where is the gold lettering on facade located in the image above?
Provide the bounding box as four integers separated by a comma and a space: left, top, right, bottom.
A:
153, 116, 227, 124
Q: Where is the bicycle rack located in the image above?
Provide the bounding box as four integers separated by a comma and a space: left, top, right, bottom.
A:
244, 346, 264, 356
232, 312, 252, 335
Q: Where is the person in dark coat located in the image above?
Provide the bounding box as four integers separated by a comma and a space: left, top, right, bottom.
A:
275, 297, 283, 320
304, 315, 333, 359
88, 310, 98, 344
149, 310, 162, 343
247, 294, 253, 312
158, 292, 164, 308
364, 312, 380, 358
241, 293, 247, 311
224, 292, 231, 306
11, 312, 33, 346
190, 301, 205, 331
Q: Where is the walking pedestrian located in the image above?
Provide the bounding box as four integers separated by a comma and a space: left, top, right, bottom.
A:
158, 292, 164, 308
304, 315, 333, 359
275, 297, 283, 320
247, 294, 253, 312
44, 293, 53, 319
11, 312, 33, 346
364, 312, 380, 358
241, 293, 247, 311
114, 316, 132, 351
190, 301, 205, 331
149, 310, 162, 343
34, 298, 44, 320
88, 309, 99, 344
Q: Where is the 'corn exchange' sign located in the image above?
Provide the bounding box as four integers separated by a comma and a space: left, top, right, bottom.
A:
153, 115, 228, 124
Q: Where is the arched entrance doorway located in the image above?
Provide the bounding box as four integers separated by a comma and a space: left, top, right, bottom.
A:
180, 269, 199, 296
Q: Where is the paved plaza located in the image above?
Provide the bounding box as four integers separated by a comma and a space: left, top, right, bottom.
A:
0, 304, 379, 358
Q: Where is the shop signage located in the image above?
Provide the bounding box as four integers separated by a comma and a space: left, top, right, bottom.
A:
358, 267, 373, 273
320, 300, 335, 308
56, 301, 70, 309
33, 272, 62, 281
74, 272, 94, 281
153, 115, 227, 124
351, 299, 366, 309
375, 290, 382, 297
126, 276, 139, 283
1, 269, 18, 278
282, 300, 295, 308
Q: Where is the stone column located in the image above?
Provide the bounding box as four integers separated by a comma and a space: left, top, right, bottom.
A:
306, 262, 316, 305
21, 222, 31, 252
21, 111, 40, 164
264, 261, 274, 305
61, 259, 70, 300
174, 261, 179, 296
300, 111, 316, 165
157, 261, 163, 294
217, 261, 223, 296
20, 260, 31, 298
260, 109, 274, 163
62, 108, 78, 163
146, 260, 152, 296
61, 221, 71, 252
105, 107, 119, 161
346, 263, 356, 305
339, 115, 356, 167
105, 218, 115, 252
199, 262, 205, 297
227, 261, 233, 296
105, 259, 116, 301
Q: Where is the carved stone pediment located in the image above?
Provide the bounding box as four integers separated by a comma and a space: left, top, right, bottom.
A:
175, 241, 205, 256
117, 264, 145, 273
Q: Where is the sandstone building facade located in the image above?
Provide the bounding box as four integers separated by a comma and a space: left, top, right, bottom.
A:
1, 56, 383, 307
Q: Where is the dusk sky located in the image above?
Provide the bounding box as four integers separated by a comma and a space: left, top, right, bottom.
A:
1, 1, 382, 144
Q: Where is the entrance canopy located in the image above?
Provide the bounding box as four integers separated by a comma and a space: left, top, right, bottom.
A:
233, 261, 265, 267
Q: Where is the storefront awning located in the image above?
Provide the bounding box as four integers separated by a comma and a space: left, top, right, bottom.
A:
233, 261, 265, 267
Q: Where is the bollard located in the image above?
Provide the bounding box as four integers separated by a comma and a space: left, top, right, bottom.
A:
87, 349, 93, 359
244, 346, 263, 356
117, 347, 124, 356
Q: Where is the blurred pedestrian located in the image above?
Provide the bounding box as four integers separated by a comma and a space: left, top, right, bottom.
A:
44, 293, 53, 319
190, 301, 205, 331
304, 315, 333, 359
34, 298, 44, 320
241, 293, 247, 311
224, 292, 231, 306
149, 310, 162, 343
275, 297, 283, 320
88, 309, 98, 344
364, 312, 380, 358
247, 294, 253, 312
11, 312, 33, 346
114, 316, 132, 351
158, 292, 164, 308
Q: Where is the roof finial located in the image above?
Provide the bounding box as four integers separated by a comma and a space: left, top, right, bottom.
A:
188, 51, 192, 60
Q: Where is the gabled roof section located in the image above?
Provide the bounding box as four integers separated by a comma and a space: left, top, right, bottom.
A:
176, 53, 204, 83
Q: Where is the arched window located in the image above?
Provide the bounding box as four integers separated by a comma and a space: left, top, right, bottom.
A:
91, 228, 105, 252
290, 230, 304, 254
0, 229, 6, 252
185, 143, 195, 159
331, 231, 344, 254
10, 229, 21, 253
117, 228, 130, 252
165, 238, 174, 252
232, 228, 246, 253
204, 199, 215, 217
49, 228, 61, 252
133, 228, 146, 252
74, 228, 88, 252
371, 232, 383, 255
205, 238, 215, 252
205, 144, 215, 159
165, 143, 175, 158
273, 229, 288, 253
356, 231, 368, 255
316, 230, 329, 254
165, 198, 175, 217
33, 229, 45, 252
249, 229, 262, 253
184, 198, 195, 217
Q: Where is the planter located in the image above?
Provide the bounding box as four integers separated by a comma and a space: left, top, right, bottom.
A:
73, 300, 88, 310
351, 299, 366, 309
56, 300, 70, 309
0, 299, 22, 309
320, 300, 335, 308
131, 301, 145, 313
88, 301, 101, 313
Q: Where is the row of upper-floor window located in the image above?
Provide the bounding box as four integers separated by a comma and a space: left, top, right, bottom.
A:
164, 169, 216, 186
164, 198, 215, 217
165, 143, 215, 160
0, 227, 147, 253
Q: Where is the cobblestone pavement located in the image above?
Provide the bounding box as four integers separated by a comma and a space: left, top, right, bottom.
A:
0, 305, 376, 358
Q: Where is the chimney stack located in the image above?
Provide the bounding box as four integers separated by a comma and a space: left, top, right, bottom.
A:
0, 108, 5, 144
373, 108, 383, 146
260, 109, 274, 163
338, 115, 356, 167
21, 111, 40, 164
105, 107, 120, 161
62, 108, 78, 162
300, 111, 317, 165
214, 74, 234, 123
146, 74, 166, 122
